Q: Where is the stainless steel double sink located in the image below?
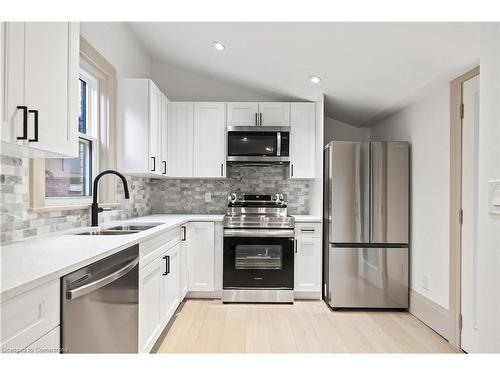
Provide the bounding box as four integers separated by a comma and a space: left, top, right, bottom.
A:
74, 223, 163, 236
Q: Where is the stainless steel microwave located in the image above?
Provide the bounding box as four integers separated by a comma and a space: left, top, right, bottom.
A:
227, 126, 290, 164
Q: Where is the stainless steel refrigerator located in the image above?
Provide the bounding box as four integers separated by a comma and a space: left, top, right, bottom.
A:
323, 141, 409, 309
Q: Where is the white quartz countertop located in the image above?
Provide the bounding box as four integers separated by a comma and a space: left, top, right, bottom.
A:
292, 215, 322, 223
0, 214, 223, 301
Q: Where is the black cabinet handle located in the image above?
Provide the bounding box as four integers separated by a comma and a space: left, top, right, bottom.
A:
167, 255, 170, 274
151, 156, 156, 172
162, 255, 169, 276
16, 106, 28, 140
291, 164, 294, 177
181, 226, 186, 241
162, 161, 166, 174
255, 113, 258, 126
221, 163, 224, 177
260, 113, 263, 126
294, 239, 298, 253
28, 109, 39, 142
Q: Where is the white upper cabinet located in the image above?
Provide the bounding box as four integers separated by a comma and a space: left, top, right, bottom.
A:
289, 102, 316, 179
259, 102, 290, 127
1, 22, 79, 158
226, 102, 259, 126
193, 102, 226, 178
167, 102, 194, 178
160, 95, 169, 176
226, 102, 290, 127
118, 79, 167, 176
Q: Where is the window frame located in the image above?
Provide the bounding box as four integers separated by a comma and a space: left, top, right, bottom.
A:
30, 37, 118, 212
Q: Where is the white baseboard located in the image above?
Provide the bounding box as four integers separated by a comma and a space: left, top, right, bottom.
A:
410, 289, 450, 340
294, 291, 321, 300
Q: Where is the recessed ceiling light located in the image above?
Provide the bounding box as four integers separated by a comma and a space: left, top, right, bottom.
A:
213, 41, 225, 51
309, 75, 322, 84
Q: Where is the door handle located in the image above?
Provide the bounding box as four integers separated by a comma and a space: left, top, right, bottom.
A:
16, 106, 28, 140
181, 226, 186, 241
28, 109, 39, 142
151, 156, 156, 172
162, 255, 169, 275
255, 113, 258, 126
221, 163, 224, 177
66, 257, 139, 300
291, 164, 294, 177
294, 239, 298, 253
260, 113, 263, 126
162, 160, 167, 174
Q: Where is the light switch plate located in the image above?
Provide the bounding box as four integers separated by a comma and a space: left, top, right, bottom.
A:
488, 180, 500, 215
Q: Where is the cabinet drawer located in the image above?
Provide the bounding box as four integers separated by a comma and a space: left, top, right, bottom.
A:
1, 279, 60, 352
295, 223, 321, 238
23, 326, 60, 354
140, 227, 180, 267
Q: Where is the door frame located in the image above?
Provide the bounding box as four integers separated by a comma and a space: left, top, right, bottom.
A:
449, 66, 479, 349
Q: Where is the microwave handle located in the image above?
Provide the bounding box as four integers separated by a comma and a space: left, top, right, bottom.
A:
277, 132, 281, 156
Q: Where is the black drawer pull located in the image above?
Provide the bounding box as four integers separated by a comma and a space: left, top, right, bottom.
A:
16, 106, 28, 140
151, 156, 156, 172
162, 160, 166, 174
162, 255, 169, 275
28, 109, 39, 142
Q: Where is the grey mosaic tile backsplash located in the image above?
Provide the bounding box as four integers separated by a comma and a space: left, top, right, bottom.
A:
1, 158, 310, 245
150, 165, 310, 215
0, 155, 151, 245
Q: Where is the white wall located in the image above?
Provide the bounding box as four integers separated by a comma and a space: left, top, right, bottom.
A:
324, 117, 371, 144
475, 23, 500, 353
80, 22, 152, 79
151, 60, 282, 101
371, 82, 451, 309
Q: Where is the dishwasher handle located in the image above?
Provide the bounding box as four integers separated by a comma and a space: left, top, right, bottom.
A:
66, 256, 139, 300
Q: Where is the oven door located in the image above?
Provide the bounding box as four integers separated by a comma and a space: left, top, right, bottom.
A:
223, 230, 294, 289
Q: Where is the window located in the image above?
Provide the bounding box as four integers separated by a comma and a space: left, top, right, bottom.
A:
45, 69, 99, 201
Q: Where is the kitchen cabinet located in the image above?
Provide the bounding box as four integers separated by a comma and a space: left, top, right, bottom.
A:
226, 102, 290, 127
167, 102, 194, 177
294, 222, 322, 298
289, 102, 316, 179
193, 102, 226, 177
0, 279, 60, 353
1, 22, 79, 158
187, 222, 215, 292
160, 94, 169, 175
179, 225, 189, 299
138, 255, 164, 353
259, 102, 290, 127
24, 326, 60, 354
162, 243, 180, 326
119, 79, 167, 176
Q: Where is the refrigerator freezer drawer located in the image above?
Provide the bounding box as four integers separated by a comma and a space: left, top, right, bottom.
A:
328, 246, 409, 309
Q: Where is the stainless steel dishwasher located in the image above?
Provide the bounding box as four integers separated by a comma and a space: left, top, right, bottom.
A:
61, 245, 139, 353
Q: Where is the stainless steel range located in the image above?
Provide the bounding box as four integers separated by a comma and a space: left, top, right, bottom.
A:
223, 193, 295, 303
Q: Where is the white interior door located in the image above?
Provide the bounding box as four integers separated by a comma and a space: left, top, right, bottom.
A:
461, 74, 480, 353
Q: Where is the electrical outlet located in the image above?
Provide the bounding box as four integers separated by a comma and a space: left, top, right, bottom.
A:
204, 192, 212, 203
298, 195, 305, 205
422, 275, 430, 291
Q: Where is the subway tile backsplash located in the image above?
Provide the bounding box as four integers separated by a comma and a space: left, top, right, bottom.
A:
1, 157, 310, 245
149, 165, 310, 215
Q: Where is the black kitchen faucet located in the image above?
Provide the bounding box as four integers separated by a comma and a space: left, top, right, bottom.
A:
91, 170, 130, 226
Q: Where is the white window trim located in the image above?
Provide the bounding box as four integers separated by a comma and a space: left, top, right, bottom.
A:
30, 37, 118, 212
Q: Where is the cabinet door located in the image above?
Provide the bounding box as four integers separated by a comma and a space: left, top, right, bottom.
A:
159, 94, 169, 176
24, 326, 60, 354
259, 102, 290, 127
294, 223, 322, 293
226, 102, 259, 126
179, 226, 189, 299
193, 102, 226, 177
149, 81, 162, 175
138, 256, 163, 353
163, 244, 180, 324
3, 22, 79, 158
187, 222, 215, 292
167, 102, 194, 177
289, 102, 316, 179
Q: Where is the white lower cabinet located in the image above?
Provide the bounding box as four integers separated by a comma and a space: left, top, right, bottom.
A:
179, 225, 189, 299
0, 279, 60, 353
294, 223, 322, 298
24, 326, 60, 354
138, 255, 164, 353
162, 243, 180, 326
187, 222, 215, 293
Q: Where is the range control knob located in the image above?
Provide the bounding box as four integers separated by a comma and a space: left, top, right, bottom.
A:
228, 193, 237, 204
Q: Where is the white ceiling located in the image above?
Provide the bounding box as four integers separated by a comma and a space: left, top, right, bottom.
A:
129, 22, 480, 126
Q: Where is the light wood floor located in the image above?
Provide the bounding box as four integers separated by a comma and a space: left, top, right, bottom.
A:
157, 299, 459, 353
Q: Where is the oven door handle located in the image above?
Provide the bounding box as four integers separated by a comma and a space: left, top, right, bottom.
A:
224, 229, 295, 238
